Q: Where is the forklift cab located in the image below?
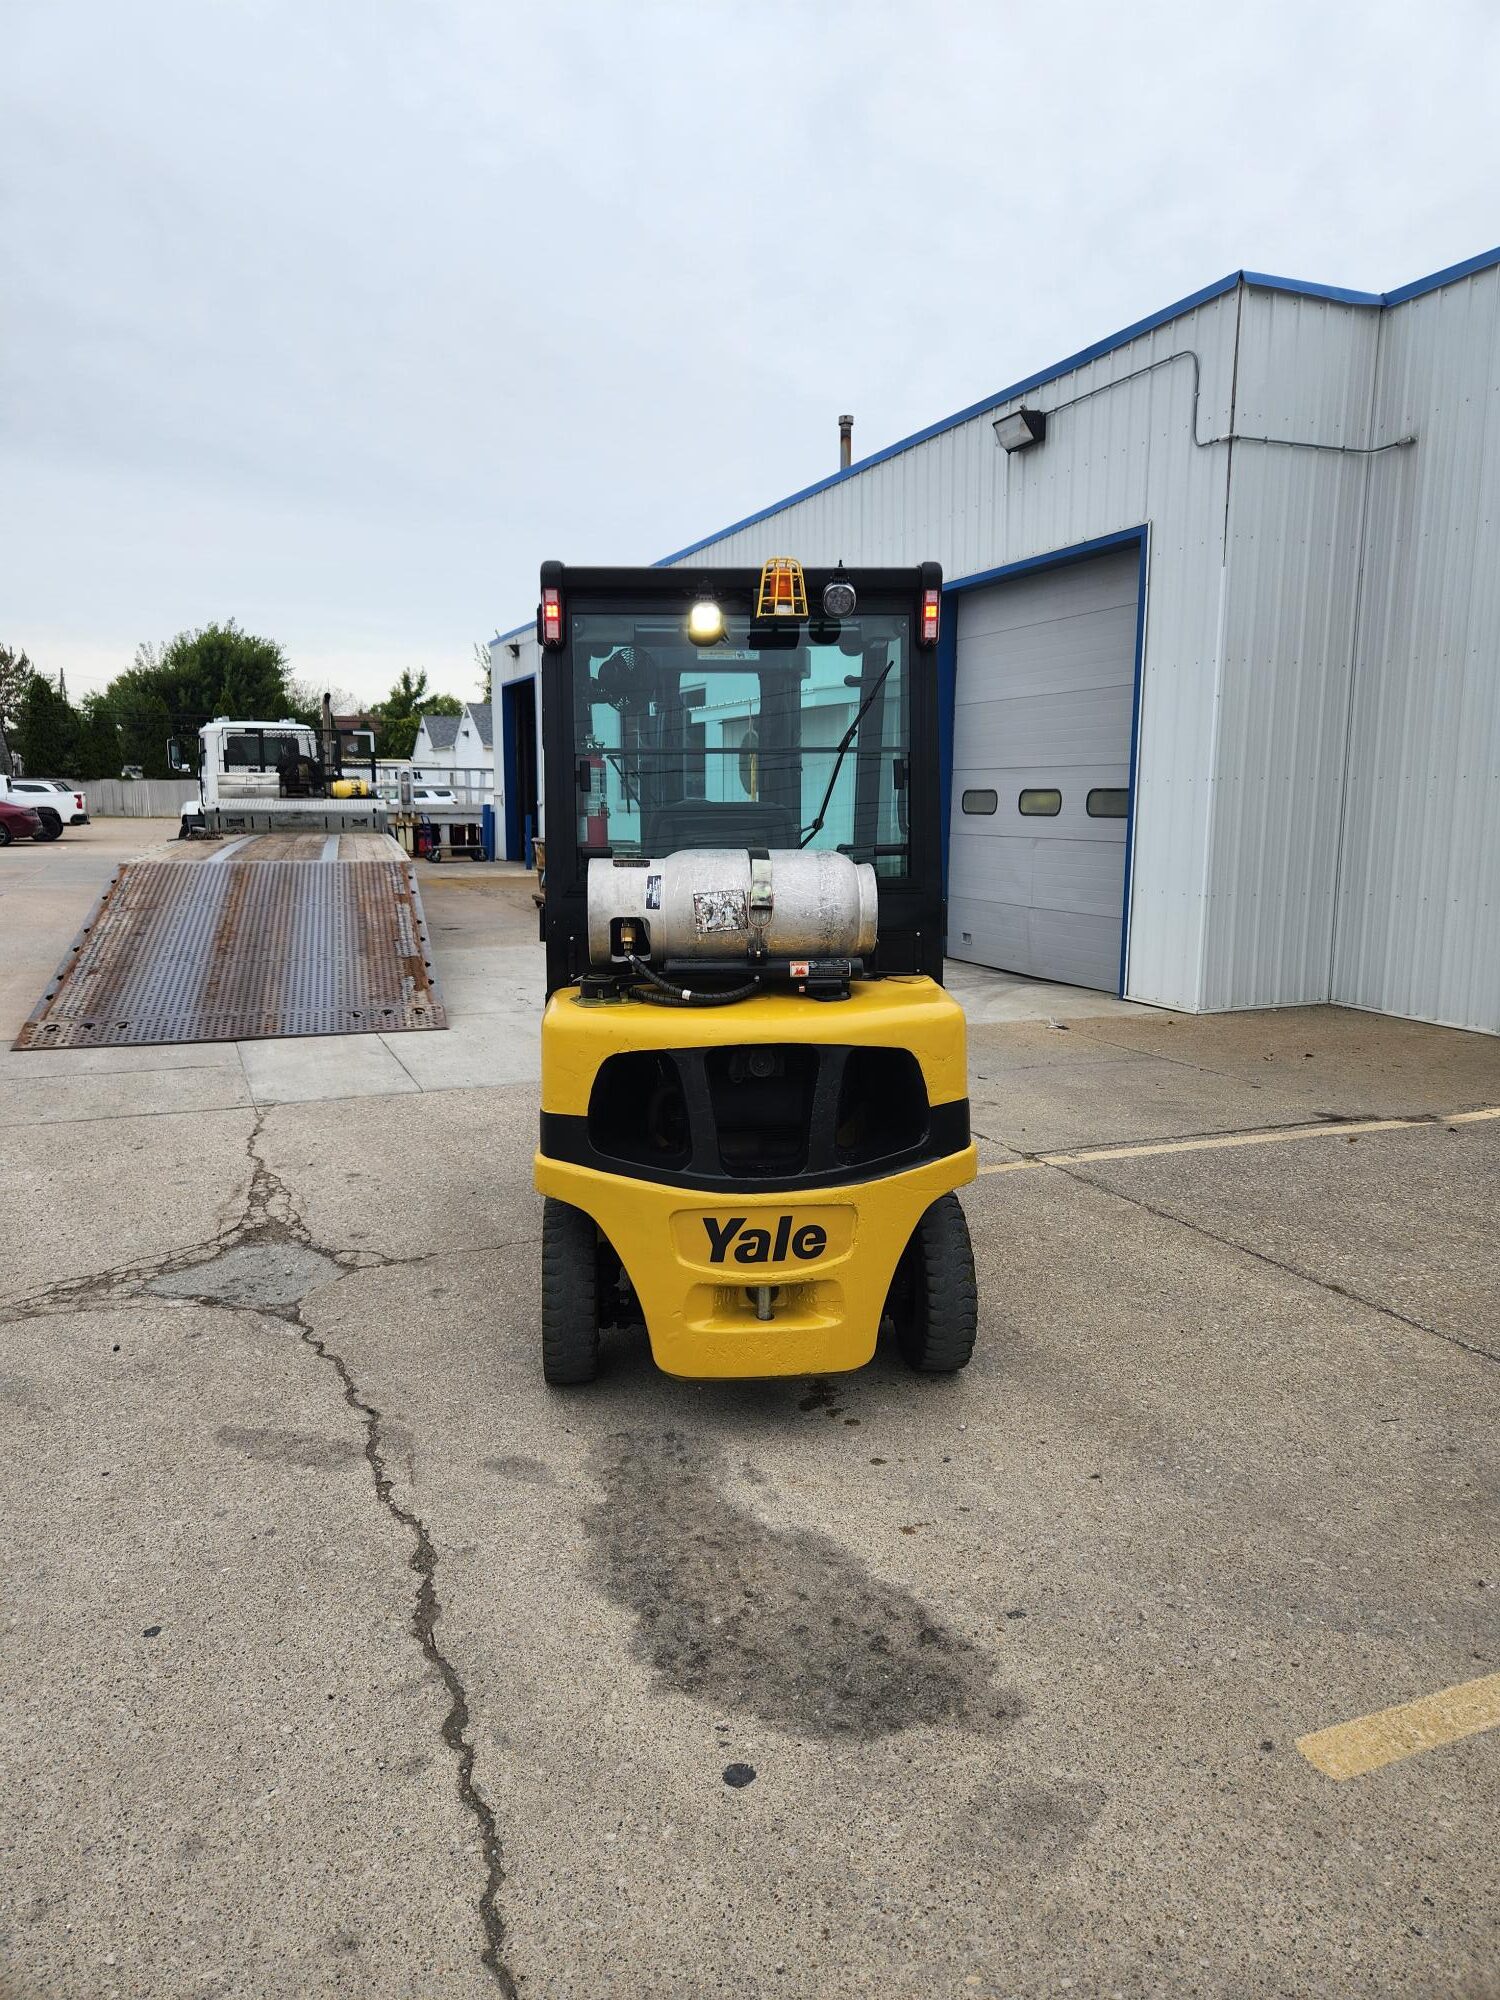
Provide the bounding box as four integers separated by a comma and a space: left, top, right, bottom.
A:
533, 559, 977, 1385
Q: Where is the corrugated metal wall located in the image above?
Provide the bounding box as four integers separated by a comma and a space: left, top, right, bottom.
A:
1203, 291, 1381, 1009
493, 259, 1500, 1030
1332, 265, 1500, 1033
664, 296, 1242, 1013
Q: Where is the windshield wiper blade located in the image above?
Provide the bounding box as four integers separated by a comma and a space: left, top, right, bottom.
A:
799, 659, 895, 847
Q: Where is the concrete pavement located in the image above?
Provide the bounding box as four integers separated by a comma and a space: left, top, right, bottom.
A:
1, 822, 1496, 1999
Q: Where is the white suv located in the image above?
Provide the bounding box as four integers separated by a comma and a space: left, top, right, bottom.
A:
0, 777, 89, 838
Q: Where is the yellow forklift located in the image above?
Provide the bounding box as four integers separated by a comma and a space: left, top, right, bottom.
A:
534, 557, 976, 1384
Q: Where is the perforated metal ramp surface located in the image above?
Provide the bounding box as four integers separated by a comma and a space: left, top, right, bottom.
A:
14, 860, 447, 1049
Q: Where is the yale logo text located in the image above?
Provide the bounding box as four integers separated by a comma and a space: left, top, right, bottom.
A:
702, 1215, 827, 1265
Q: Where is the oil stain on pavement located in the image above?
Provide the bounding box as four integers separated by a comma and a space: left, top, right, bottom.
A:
585, 1428, 1020, 1741
941, 1776, 1106, 1880
215, 1423, 364, 1470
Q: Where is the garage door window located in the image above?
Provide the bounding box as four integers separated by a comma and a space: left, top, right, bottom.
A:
1018, 788, 1062, 816
1087, 787, 1129, 818
961, 788, 998, 815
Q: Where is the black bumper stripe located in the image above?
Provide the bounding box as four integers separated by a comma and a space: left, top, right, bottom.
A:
538, 1098, 971, 1195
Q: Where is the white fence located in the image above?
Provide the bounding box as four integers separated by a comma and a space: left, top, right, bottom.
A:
89, 779, 199, 817
376, 763, 494, 808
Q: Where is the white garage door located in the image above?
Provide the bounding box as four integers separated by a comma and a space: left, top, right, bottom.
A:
948, 547, 1139, 991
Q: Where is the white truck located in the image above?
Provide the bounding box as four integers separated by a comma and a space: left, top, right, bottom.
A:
0, 774, 89, 838
171, 708, 387, 838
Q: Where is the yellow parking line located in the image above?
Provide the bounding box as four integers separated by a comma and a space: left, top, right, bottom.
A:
974, 1105, 1500, 1177
1295, 1672, 1500, 1780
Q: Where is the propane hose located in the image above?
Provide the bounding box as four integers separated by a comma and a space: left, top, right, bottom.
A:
626, 954, 763, 1007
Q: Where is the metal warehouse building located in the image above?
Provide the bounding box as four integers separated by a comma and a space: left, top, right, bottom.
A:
493, 245, 1500, 1035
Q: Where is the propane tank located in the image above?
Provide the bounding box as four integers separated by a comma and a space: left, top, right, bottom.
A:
587, 849, 877, 967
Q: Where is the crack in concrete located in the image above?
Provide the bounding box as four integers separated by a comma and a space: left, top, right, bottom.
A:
300, 1317, 516, 1996
1046, 1159, 1499, 1366
0, 1107, 519, 1993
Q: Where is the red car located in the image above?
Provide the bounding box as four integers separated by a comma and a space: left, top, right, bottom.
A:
0, 798, 43, 845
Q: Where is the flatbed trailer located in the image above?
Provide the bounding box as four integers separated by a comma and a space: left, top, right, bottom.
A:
13, 831, 447, 1051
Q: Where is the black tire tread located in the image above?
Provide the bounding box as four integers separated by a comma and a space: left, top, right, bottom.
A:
541, 1198, 600, 1386
896, 1193, 978, 1374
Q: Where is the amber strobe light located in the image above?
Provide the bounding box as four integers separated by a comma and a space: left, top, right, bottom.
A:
756, 557, 809, 619
921, 586, 941, 646
541, 585, 563, 648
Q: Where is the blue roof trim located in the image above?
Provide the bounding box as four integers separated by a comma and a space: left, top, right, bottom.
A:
655, 272, 1245, 565
1382, 243, 1500, 306
651, 245, 1500, 568
489, 240, 1500, 626
1241, 269, 1382, 306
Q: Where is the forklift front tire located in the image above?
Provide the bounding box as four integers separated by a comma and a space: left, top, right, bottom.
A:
541, 1198, 601, 1386
891, 1193, 978, 1374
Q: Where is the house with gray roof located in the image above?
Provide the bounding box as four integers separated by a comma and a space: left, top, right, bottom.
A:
411, 704, 494, 791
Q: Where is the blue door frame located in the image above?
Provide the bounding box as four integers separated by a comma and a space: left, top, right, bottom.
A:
938, 525, 1150, 998
500, 675, 537, 863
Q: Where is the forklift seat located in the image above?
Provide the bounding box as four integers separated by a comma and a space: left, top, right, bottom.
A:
643, 800, 800, 853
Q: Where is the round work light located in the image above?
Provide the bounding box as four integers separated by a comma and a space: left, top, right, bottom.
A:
687, 599, 725, 644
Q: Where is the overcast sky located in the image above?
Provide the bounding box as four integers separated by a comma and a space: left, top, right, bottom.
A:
6, 0, 1499, 707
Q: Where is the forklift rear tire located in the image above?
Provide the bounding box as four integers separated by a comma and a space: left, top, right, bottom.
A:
541, 1198, 601, 1386
890, 1193, 977, 1374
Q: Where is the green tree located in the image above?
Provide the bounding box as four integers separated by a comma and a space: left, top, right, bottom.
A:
111, 679, 177, 779
107, 621, 293, 776
373, 668, 461, 760
473, 641, 493, 705
75, 694, 122, 782
14, 673, 80, 777
0, 643, 35, 736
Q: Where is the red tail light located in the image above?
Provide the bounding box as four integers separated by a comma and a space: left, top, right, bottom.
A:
540, 586, 563, 648
921, 587, 941, 646
74, 794, 83, 810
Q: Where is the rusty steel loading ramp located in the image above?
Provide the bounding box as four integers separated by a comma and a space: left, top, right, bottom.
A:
14, 856, 448, 1050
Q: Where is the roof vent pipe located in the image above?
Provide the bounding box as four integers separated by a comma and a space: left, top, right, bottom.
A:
838, 414, 853, 470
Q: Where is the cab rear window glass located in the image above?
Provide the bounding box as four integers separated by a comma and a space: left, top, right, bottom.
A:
1018, 788, 1062, 816
224, 733, 303, 768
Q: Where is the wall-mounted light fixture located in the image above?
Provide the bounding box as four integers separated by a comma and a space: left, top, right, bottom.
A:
506, 641, 521, 659
993, 407, 1047, 452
